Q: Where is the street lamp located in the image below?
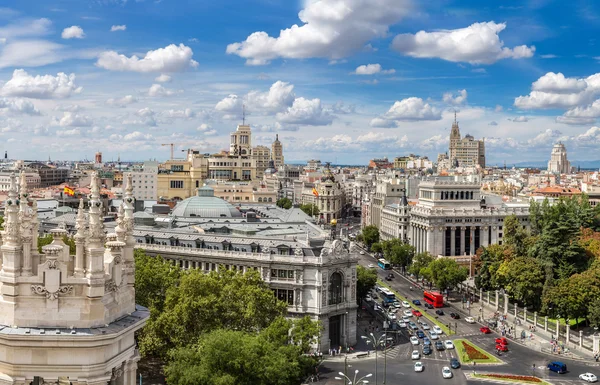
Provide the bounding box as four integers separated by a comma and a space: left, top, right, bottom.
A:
361, 331, 388, 385
335, 370, 372, 385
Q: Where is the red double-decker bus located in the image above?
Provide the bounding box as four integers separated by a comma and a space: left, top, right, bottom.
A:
424, 291, 444, 308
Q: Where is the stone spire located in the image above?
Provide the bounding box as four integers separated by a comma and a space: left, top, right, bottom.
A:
123, 173, 135, 236
18, 171, 34, 276
87, 172, 105, 249
74, 198, 86, 277
2, 173, 21, 247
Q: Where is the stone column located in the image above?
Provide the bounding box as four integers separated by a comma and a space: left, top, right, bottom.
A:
579, 330, 584, 348
469, 227, 475, 254
495, 290, 499, 310
544, 316, 548, 332
504, 294, 509, 315
486, 291, 490, 305
482, 226, 489, 247
21, 236, 33, 276
534, 312, 538, 327
566, 323, 570, 344
450, 227, 456, 256
524, 306, 527, 322
460, 227, 466, 255
514, 303, 517, 318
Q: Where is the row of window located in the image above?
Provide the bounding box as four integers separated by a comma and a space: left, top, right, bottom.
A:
273, 288, 295, 305
440, 191, 475, 200
170, 180, 184, 189
271, 269, 295, 280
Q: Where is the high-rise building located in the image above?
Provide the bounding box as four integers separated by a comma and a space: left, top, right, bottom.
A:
547, 142, 571, 174
252, 145, 271, 179
230, 124, 252, 156
125, 160, 159, 201
271, 134, 284, 169
95, 151, 102, 164
448, 114, 485, 168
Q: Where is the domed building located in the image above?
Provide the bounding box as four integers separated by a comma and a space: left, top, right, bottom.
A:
171, 185, 242, 218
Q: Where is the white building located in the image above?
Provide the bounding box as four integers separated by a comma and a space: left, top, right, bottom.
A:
0, 172, 147, 384
124, 160, 158, 201
0, 171, 40, 191
547, 142, 571, 174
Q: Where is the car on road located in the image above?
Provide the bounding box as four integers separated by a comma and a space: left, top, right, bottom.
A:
495, 337, 509, 345
375, 286, 383, 293
424, 303, 434, 309
421, 322, 430, 330
450, 358, 461, 369
367, 263, 375, 268
411, 350, 420, 360
402, 316, 410, 322
429, 332, 439, 340
423, 345, 433, 355
433, 326, 443, 335
423, 337, 431, 346
548, 361, 567, 374
392, 301, 401, 309
387, 312, 396, 321
442, 366, 453, 379
403, 309, 413, 317
414, 361, 424, 372
435, 341, 445, 351
398, 322, 407, 328
409, 321, 418, 330
416, 330, 425, 339
365, 294, 372, 302
480, 326, 492, 334
360, 251, 365, 255
385, 275, 393, 281
450, 312, 460, 319
371, 291, 379, 299
444, 340, 455, 349
579, 373, 598, 383
402, 301, 411, 308
412, 299, 421, 305
465, 316, 475, 323
435, 310, 445, 316
495, 344, 508, 352
410, 336, 419, 345
412, 309, 423, 317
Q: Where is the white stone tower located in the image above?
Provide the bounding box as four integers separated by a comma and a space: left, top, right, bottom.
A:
0, 172, 148, 385
547, 142, 571, 174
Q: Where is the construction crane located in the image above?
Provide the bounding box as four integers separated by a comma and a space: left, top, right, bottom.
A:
161, 143, 184, 160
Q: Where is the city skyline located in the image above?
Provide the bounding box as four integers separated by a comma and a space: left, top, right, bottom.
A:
1, 0, 600, 164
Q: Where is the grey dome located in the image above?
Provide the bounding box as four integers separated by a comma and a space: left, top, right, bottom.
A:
171, 186, 242, 218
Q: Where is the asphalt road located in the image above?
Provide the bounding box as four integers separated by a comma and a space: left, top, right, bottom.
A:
314, 249, 600, 385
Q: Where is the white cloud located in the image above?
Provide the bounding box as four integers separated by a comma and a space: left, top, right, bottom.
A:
301, 131, 408, 152
123, 131, 153, 141
0, 97, 40, 115
226, 0, 413, 65
511, 116, 529, 122
391, 21, 535, 64
110, 25, 126, 32
555, 116, 597, 125
215, 80, 296, 117
0, 18, 52, 39
148, 84, 180, 97
0, 118, 23, 133
56, 128, 81, 137
55, 104, 83, 112
96, 43, 198, 73
0, 69, 82, 99
540, 54, 558, 59
154, 73, 172, 83
494, 105, 503, 112
514, 72, 600, 109
161, 108, 195, 119
327, 101, 356, 114
57, 112, 93, 127
354, 63, 395, 75
527, 129, 562, 146
275, 97, 333, 126
203, 129, 217, 136
198, 123, 211, 131
443, 89, 467, 105
488, 121, 498, 126
472, 68, 487, 74
106, 95, 138, 107
371, 97, 442, 127
420, 134, 448, 150
61, 26, 85, 39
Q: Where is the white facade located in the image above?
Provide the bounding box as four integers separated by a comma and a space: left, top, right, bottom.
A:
0, 172, 147, 384
0, 172, 40, 191
547, 142, 571, 174
124, 161, 158, 201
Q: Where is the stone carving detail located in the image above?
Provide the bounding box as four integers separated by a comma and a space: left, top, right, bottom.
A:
262, 246, 271, 255
105, 279, 119, 293
111, 366, 124, 381
294, 247, 303, 256
349, 241, 360, 254
46, 259, 59, 269
31, 284, 73, 300
320, 247, 330, 257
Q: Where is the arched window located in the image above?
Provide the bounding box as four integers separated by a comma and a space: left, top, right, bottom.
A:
460, 191, 464, 199
328, 272, 343, 305
258, 197, 263, 202
268, 197, 272, 202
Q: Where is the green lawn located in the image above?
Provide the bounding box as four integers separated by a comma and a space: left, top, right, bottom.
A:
377, 280, 453, 335
454, 338, 502, 364
472, 373, 551, 385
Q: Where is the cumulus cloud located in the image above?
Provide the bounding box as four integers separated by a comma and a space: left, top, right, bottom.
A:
510, 116, 529, 122
198, 123, 211, 131
443, 89, 467, 105
106, 95, 138, 107
123, 131, 153, 141
96, 43, 198, 73
110, 25, 126, 32
300, 131, 407, 152
226, 0, 412, 65
61, 26, 85, 39
327, 101, 356, 114
555, 116, 597, 125
55, 104, 83, 112
56, 128, 81, 137
515, 72, 600, 109
354, 63, 395, 75
391, 22, 535, 64
0, 98, 41, 115
488, 121, 498, 126
370, 97, 442, 127
558, 99, 600, 124
155, 73, 172, 83
215, 81, 298, 119
494, 105, 503, 112
420, 134, 448, 150
275, 97, 333, 126
527, 129, 562, 146
0, 69, 82, 99
56, 112, 93, 127
148, 84, 180, 97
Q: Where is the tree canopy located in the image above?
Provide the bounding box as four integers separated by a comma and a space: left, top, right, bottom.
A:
356, 265, 377, 303
427, 258, 468, 293
134, 250, 181, 312
381, 238, 414, 268
408, 252, 434, 281
299, 204, 319, 217
361, 225, 380, 249
276, 198, 293, 209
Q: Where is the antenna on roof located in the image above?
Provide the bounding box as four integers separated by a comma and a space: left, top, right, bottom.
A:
242, 104, 246, 125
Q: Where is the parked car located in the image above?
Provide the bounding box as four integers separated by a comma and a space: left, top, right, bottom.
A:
411, 350, 421, 360
424, 303, 434, 309
465, 316, 475, 323
435, 310, 445, 316
435, 341, 445, 351
579, 373, 598, 383
412, 299, 421, 305
480, 326, 491, 334
442, 366, 453, 379
416, 330, 425, 339
360, 251, 365, 255
385, 275, 393, 281
429, 332, 439, 340
450, 313, 460, 319
547, 362, 567, 374
450, 358, 461, 369
412, 309, 423, 317
433, 326, 443, 335
387, 312, 397, 321
410, 336, 419, 345
414, 361, 424, 372
402, 316, 410, 323
423, 345, 432, 355
495, 337, 509, 345
444, 340, 455, 349
496, 344, 508, 352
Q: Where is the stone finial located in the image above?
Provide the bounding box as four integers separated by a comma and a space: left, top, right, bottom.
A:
87, 172, 105, 247
2, 173, 21, 246
19, 170, 29, 201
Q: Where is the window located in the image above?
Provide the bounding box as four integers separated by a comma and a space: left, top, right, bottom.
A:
273, 288, 294, 305
170, 180, 184, 189
328, 272, 343, 305
271, 269, 294, 280
171, 165, 184, 172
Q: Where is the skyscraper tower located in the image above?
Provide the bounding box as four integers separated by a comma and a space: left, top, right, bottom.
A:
271, 134, 284, 169
95, 151, 102, 164
449, 112, 461, 162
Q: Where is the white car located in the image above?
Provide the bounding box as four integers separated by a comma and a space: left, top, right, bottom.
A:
421, 322, 430, 330
580, 373, 598, 383
402, 301, 411, 308
365, 294, 372, 302
429, 332, 439, 340
387, 312, 397, 320
433, 326, 443, 335
414, 361, 424, 372
398, 322, 407, 328
367, 263, 375, 268
444, 340, 455, 350
442, 367, 453, 379
410, 336, 419, 345
392, 301, 402, 309
411, 350, 421, 360
402, 316, 410, 323
403, 310, 413, 317
360, 251, 365, 255
465, 316, 475, 324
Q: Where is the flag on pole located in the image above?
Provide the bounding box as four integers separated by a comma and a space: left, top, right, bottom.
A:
312, 187, 319, 197
64, 186, 74, 196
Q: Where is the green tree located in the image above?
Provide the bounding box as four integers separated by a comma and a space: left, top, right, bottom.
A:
276, 198, 293, 209
299, 204, 319, 217
544, 266, 600, 325
370, 242, 383, 254
409, 252, 434, 281
134, 249, 181, 312
361, 225, 380, 250
0, 216, 4, 230
496, 256, 545, 309
140, 268, 287, 358
356, 265, 377, 303
503, 215, 528, 257
381, 239, 414, 269
588, 297, 600, 328
427, 258, 468, 293
37, 234, 54, 253
474, 245, 511, 291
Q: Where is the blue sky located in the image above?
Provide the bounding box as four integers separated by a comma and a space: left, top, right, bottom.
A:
0, 0, 599, 165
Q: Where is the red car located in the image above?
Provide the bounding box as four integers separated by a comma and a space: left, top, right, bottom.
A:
480, 326, 491, 334
495, 337, 509, 345
495, 344, 508, 352
412, 309, 422, 317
